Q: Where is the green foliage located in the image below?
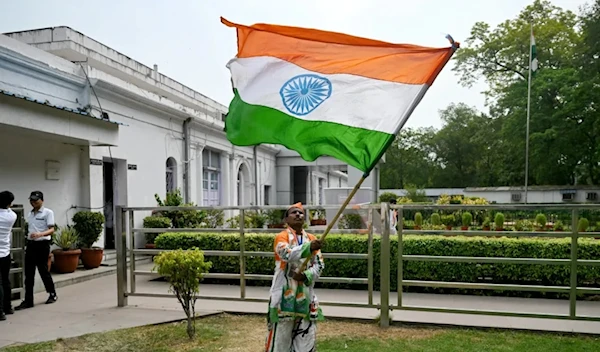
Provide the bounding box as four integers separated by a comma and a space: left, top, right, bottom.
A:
265, 209, 286, 225
143, 216, 172, 244
554, 220, 565, 231
430, 213, 441, 226
54, 225, 79, 251
414, 212, 423, 227
441, 215, 455, 227
462, 212, 473, 227
153, 248, 212, 339
72, 211, 105, 248
579, 218, 590, 232
379, 192, 399, 203
482, 217, 491, 229
338, 213, 363, 229
404, 184, 428, 202
155, 232, 600, 299
494, 213, 505, 229
379, 1, 600, 189
203, 210, 224, 228
535, 214, 547, 228
154, 189, 224, 229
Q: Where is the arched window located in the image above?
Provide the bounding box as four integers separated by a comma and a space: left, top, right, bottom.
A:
166, 157, 177, 193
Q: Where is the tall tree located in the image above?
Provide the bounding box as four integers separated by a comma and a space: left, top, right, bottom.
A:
380, 127, 438, 189
452, 0, 590, 186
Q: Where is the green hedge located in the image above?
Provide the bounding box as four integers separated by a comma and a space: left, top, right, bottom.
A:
154, 232, 600, 299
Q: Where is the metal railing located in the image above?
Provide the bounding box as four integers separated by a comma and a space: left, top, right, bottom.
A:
115, 203, 600, 328
115, 204, 380, 312
9, 207, 25, 301
391, 203, 600, 323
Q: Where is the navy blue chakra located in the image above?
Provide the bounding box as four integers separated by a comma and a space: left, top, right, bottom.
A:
279, 74, 332, 116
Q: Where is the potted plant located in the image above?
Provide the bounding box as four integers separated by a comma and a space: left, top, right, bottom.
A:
494, 213, 505, 231
578, 218, 590, 233
482, 217, 491, 231
554, 220, 564, 232
414, 212, 423, 230
143, 216, 172, 249
52, 226, 81, 273
309, 209, 327, 226
441, 215, 454, 231
266, 209, 286, 228
535, 213, 547, 231
461, 212, 472, 231
431, 213, 441, 227
73, 211, 105, 269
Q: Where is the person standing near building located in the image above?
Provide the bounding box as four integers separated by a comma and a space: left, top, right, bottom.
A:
0, 191, 18, 321
265, 202, 324, 351
15, 191, 57, 310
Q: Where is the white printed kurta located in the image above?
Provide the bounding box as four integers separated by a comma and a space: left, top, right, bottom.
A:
265, 228, 325, 351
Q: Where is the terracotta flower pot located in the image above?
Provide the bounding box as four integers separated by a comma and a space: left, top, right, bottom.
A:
145, 243, 156, 249
310, 219, 327, 226
81, 248, 104, 269
445, 225, 452, 230
53, 249, 81, 273
461, 226, 469, 231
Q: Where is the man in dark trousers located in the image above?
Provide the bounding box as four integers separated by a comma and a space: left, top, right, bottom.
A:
15, 191, 57, 310
0, 191, 18, 320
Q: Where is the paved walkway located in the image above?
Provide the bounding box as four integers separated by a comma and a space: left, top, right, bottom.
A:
3, 267, 600, 348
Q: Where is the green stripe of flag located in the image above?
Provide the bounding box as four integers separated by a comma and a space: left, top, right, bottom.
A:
225, 89, 393, 173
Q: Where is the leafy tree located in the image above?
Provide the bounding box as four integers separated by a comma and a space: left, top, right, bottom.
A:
154, 248, 212, 339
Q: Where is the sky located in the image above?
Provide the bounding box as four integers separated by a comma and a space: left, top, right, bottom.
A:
0, 0, 589, 129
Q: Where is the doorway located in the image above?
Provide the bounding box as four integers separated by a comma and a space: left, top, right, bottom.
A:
103, 161, 115, 249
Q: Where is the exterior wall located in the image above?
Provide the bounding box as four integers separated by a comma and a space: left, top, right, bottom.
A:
0, 126, 84, 294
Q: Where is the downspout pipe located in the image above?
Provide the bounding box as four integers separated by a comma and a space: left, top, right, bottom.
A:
253, 146, 259, 205
183, 117, 192, 204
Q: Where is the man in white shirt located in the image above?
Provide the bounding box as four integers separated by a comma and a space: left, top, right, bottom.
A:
0, 191, 17, 321
14, 191, 57, 310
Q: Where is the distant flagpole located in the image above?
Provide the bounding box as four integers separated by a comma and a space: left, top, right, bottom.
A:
524, 22, 536, 204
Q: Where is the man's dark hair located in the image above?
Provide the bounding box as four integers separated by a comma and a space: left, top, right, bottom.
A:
0, 191, 15, 209
389, 199, 397, 204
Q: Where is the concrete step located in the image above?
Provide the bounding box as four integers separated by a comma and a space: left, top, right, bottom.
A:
101, 256, 152, 267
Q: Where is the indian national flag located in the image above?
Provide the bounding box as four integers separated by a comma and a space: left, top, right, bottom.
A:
530, 30, 538, 75
221, 18, 457, 173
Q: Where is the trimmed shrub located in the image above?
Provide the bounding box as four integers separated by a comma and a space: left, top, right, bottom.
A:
143, 216, 172, 244
72, 211, 105, 248
579, 218, 590, 232
155, 232, 600, 299
430, 213, 441, 226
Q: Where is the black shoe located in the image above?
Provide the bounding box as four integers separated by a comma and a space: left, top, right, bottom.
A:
3, 307, 13, 315
0, 313, 6, 321
46, 293, 57, 304
14, 301, 33, 310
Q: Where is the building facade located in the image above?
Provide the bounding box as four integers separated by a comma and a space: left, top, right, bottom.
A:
0, 27, 350, 250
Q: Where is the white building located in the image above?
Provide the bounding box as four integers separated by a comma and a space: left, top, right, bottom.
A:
0, 26, 357, 250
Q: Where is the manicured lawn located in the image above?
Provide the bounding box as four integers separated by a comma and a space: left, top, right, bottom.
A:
3, 313, 600, 352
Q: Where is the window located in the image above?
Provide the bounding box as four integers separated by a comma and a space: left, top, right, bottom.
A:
166, 157, 177, 193
202, 149, 221, 206
264, 185, 271, 205
511, 193, 522, 202
587, 192, 598, 201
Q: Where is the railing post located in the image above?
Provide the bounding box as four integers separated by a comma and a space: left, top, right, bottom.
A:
397, 207, 404, 309
239, 209, 246, 299
129, 210, 136, 294
380, 202, 391, 328
569, 208, 579, 318
115, 206, 128, 307
367, 208, 374, 306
